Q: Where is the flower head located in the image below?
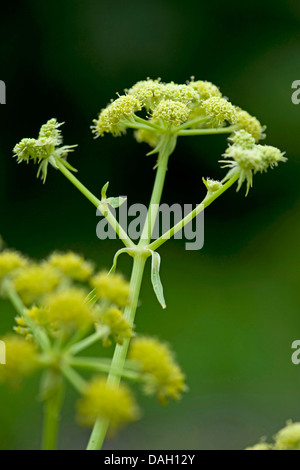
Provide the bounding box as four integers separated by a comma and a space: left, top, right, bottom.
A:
129, 336, 187, 404
0, 250, 28, 282
221, 130, 286, 195
91, 271, 130, 308
0, 334, 39, 386
189, 79, 222, 100
274, 421, 300, 450
92, 95, 142, 137
96, 306, 132, 346
127, 78, 165, 111
163, 83, 200, 107
202, 177, 223, 195
12, 263, 61, 305
77, 376, 140, 430
43, 287, 94, 336
201, 97, 237, 126
47, 251, 94, 282
235, 107, 265, 142
152, 100, 190, 127
13, 119, 77, 182
38, 118, 63, 146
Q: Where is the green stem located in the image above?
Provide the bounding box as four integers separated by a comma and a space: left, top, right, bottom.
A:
86, 133, 175, 450
69, 357, 140, 380
147, 173, 240, 251
42, 373, 64, 450
61, 364, 87, 393
86, 252, 146, 450
55, 158, 134, 249
4, 280, 51, 352
177, 116, 210, 130
67, 326, 110, 356
177, 125, 238, 136
139, 134, 175, 245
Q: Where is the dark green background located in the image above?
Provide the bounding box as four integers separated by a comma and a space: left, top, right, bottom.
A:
0, 0, 300, 450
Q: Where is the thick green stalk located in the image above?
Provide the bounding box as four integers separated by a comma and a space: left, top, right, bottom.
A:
177, 125, 238, 136
42, 373, 64, 450
86, 133, 175, 450
86, 252, 146, 450
140, 134, 175, 245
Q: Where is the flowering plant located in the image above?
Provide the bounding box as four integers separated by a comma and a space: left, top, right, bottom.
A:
0, 78, 290, 450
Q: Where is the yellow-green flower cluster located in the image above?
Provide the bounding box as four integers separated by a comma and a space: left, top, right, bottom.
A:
245, 421, 300, 450
47, 252, 94, 282
152, 100, 190, 127
274, 421, 300, 450
201, 97, 237, 126
0, 250, 28, 282
77, 376, 140, 429
129, 336, 186, 405
96, 306, 132, 346
91, 271, 130, 308
13, 118, 77, 181
42, 288, 95, 336
235, 107, 264, 142
202, 177, 223, 195
0, 334, 39, 386
92, 95, 142, 137
12, 263, 61, 305
93, 77, 266, 147
221, 130, 286, 195
189, 79, 222, 100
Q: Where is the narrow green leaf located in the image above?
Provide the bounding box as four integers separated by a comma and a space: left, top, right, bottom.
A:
109, 248, 134, 274
150, 251, 166, 309
101, 181, 109, 199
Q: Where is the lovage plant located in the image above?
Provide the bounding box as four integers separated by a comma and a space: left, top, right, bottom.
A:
1, 78, 287, 450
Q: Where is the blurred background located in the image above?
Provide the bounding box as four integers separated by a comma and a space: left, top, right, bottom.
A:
0, 0, 300, 450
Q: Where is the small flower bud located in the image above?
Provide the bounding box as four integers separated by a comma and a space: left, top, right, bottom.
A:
202, 177, 223, 194
92, 95, 142, 137
235, 107, 265, 142
12, 263, 61, 305
202, 97, 237, 125
91, 271, 130, 308
189, 79, 222, 100
96, 306, 132, 346
127, 78, 165, 111
221, 131, 286, 195
0, 250, 28, 282
0, 334, 39, 386
43, 287, 95, 336
47, 251, 94, 282
129, 336, 187, 405
152, 100, 190, 127
77, 377, 140, 429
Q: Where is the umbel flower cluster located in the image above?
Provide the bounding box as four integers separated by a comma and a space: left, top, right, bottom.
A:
10, 77, 288, 450
246, 421, 300, 450
0, 247, 186, 433
92, 77, 263, 141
